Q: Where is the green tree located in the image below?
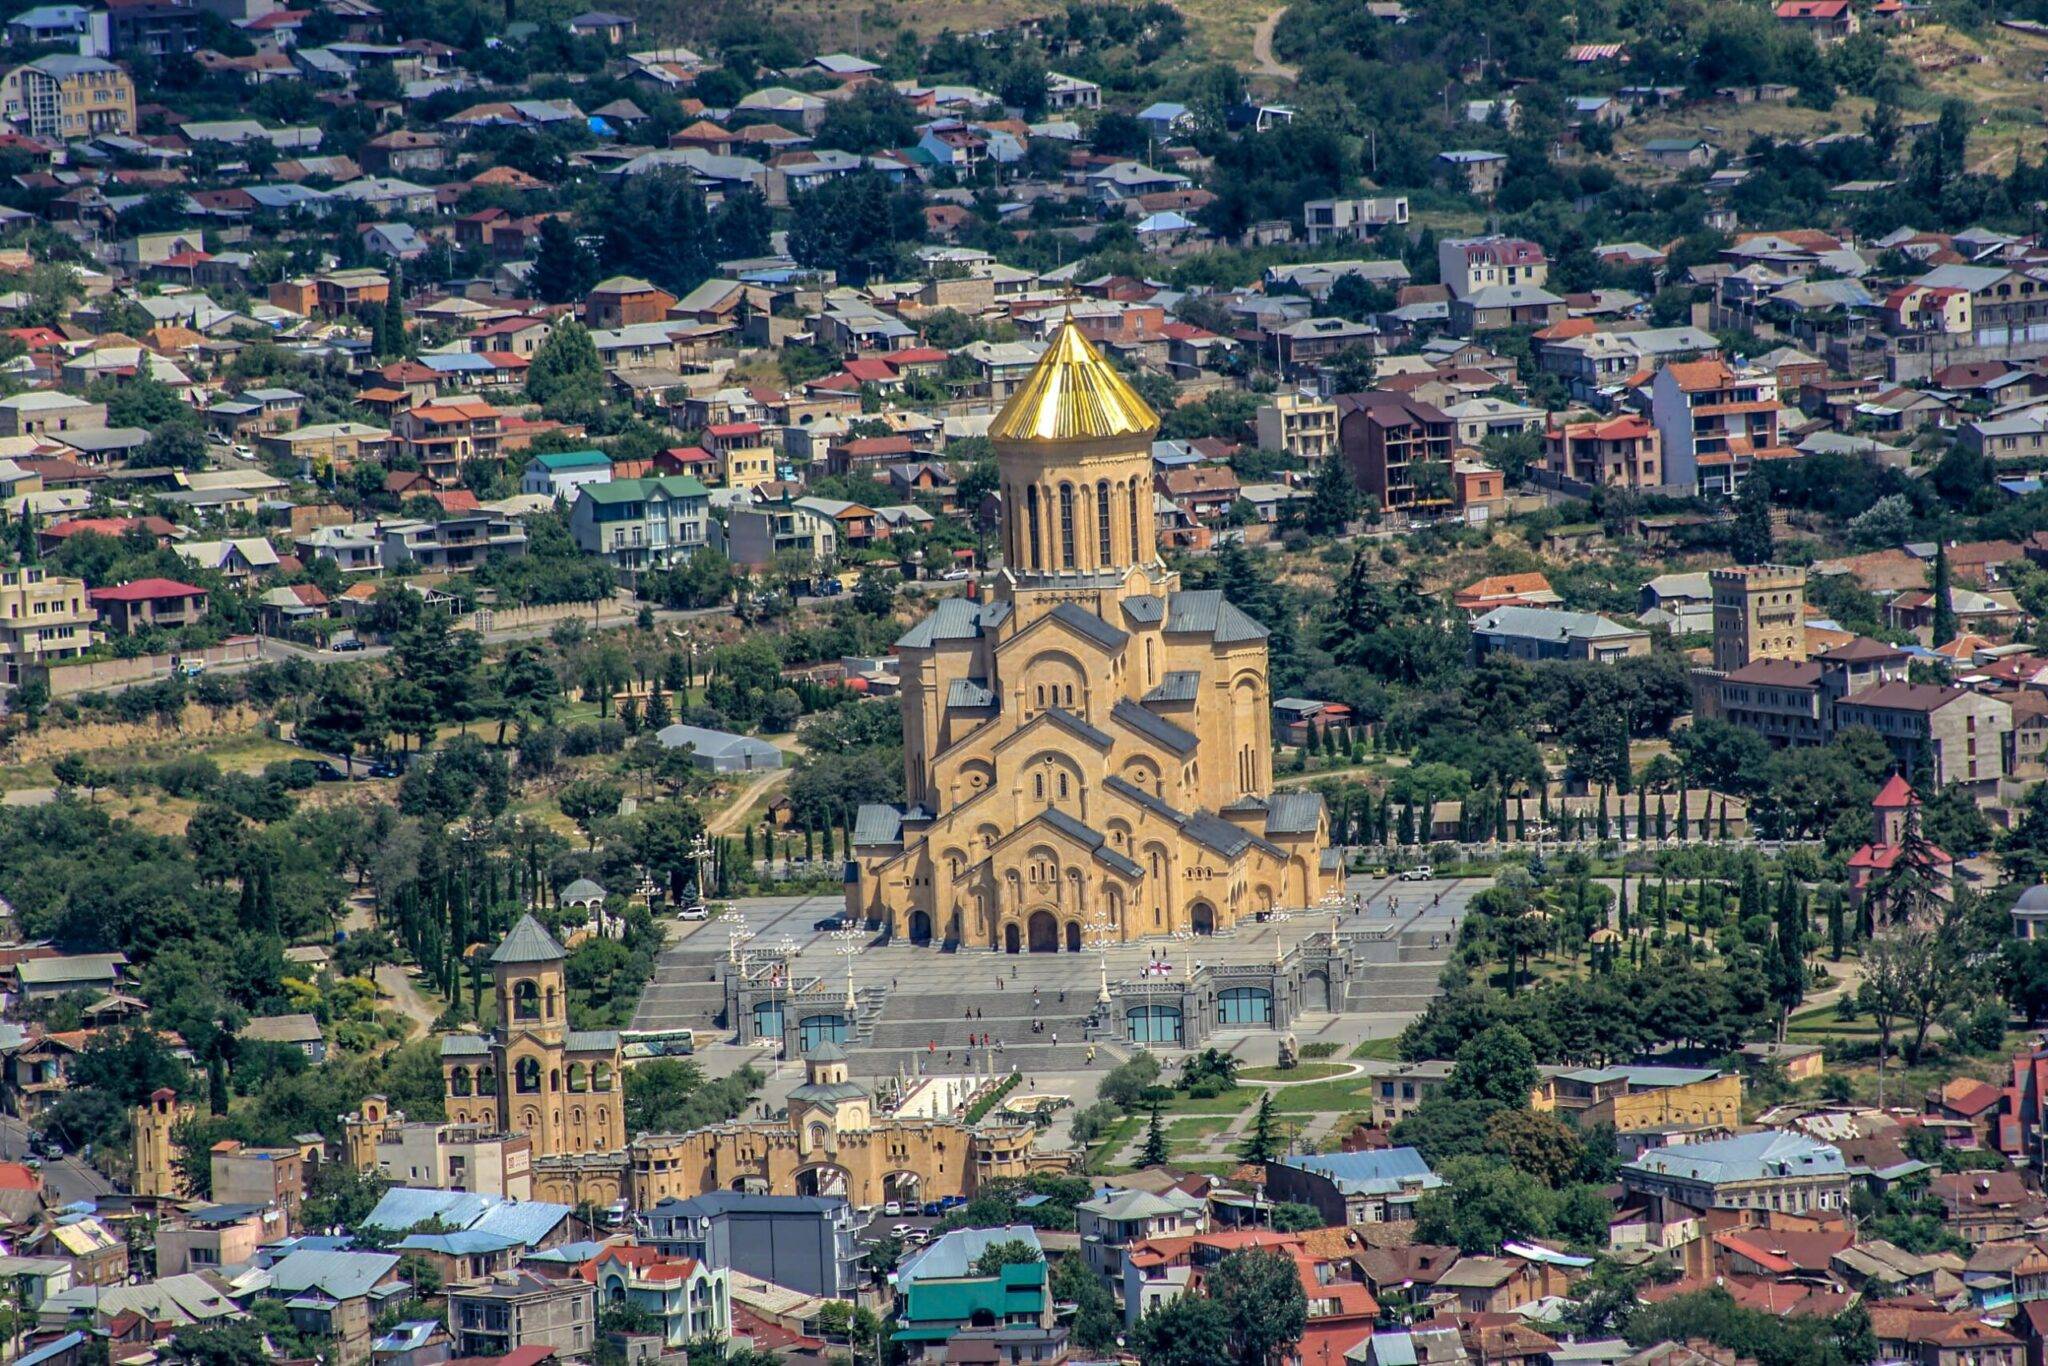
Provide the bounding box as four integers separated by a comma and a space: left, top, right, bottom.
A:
972, 1238, 1043, 1275
558, 778, 624, 849
1300, 449, 1358, 535
1052, 1253, 1121, 1352
1209, 1247, 1309, 1366
1139, 1101, 1169, 1166
526, 320, 606, 423
1240, 1090, 1281, 1164
1731, 474, 1774, 563
1930, 543, 1957, 645
1132, 1293, 1232, 1366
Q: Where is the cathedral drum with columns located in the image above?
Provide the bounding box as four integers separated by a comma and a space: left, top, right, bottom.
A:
846, 322, 1336, 952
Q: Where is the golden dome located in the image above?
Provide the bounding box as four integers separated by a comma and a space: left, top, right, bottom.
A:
987, 320, 1159, 444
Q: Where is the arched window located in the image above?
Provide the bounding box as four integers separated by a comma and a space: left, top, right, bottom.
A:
513, 980, 539, 1021
1058, 773, 1069, 798
1128, 480, 1142, 560
1097, 479, 1112, 563
544, 986, 557, 1020
478, 1066, 495, 1094
593, 1063, 614, 1093
568, 1063, 588, 1092
1034, 773, 1045, 800
1026, 486, 1041, 569
515, 1058, 541, 1093
450, 1067, 472, 1097
550, 1068, 561, 1092
1058, 484, 1076, 568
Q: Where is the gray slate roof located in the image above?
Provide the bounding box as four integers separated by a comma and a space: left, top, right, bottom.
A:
1047, 601, 1129, 651
946, 678, 996, 709
1111, 698, 1198, 756
491, 913, 568, 965
1143, 670, 1201, 703
1265, 792, 1325, 836
1040, 808, 1144, 878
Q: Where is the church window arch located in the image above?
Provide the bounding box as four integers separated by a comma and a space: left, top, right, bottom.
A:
550, 1068, 561, 1092
1128, 480, 1142, 560
568, 1063, 588, 1092
594, 1063, 614, 1092
515, 1058, 540, 1093
450, 1066, 472, 1096
1097, 479, 1112, 563
1027, 486, 1042, 569
513, 979, 539, 1020
1033, 772, 1045, 800
1059, 484, 1076, 568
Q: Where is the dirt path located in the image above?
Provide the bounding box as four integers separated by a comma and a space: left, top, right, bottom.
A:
708, 767, 791, 836
1250, 7, 1297, 81
375, 963, 443, 1037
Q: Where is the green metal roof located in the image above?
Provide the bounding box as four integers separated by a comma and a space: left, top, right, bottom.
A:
577, 475, 711, 505
531, 449, 610, 471
896, 1261, 1046, 1331
491, 913, 568, 965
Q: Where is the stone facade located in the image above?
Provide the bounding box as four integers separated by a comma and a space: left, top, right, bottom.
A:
439, 916, 625, 1162
521, 1046, 1055, 1209
847, 323, 1332, 951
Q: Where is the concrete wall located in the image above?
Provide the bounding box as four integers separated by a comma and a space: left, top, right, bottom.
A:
45, 636, 261, 697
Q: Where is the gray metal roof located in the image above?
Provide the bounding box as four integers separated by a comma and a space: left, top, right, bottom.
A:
265, 1248, 401, 1299
1282, 1146, 1442, 1196
852, 803, 905, 846
1473, 604, 1641, 642
439, 1034, 490, 1057
1047, 601, 1129, 651
1183, 812, 1262, 858
1040, 809, 1144, 879
565, 1030, 619, 1052
1623, 1130, 1845, 1185
946, 678, 996, 709
1265, 792, 1325, 836
895, 595, 1005, 650
1121, 594, 1165, 625
490, 913, 567, 965
1166, 590, 1270, 643
1111, 699, 1198, 756
1042, 706, 1113, 749
1143, 670, 1201, 703
655, 722, 782, 759
1103, 774, 1190, 826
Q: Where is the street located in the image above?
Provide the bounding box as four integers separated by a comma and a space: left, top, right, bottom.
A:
0, 1114, 114, 1204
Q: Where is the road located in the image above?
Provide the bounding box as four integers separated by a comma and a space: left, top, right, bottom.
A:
708, 768, 791, 836
1250, 7, 1298, 81
0, 1114, 115, 1204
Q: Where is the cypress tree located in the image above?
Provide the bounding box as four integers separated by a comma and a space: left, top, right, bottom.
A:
1140, 1102, 1169, 1167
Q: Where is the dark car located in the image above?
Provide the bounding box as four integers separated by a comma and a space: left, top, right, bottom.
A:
813, 915, 846, 932
921, 1200, 943, 1217
365, 761, 401, 779
312, 761, 348, 782
330, 637, 365, 652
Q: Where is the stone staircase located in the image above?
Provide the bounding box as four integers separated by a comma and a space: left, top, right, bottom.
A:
1341, 929, 1450, 1015
628, 941, 730, 1034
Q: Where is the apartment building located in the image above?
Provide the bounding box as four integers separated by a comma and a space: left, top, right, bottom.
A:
1832, 682, 2012, 794
392, 400, 504, 484
1649, 359, 1794, 496
1302, 195, 1410, 245
448, 1272, 595, 1360
87, 577, 207, 636
1542, 414, 1663, 490
703, 421, 778, 490
0, 392, 105, 438
1336, 391, 1456, 513
1711, 564, 1808, 673
0, 567, 92, 685
256, 422, 392, 477
0, 55, 135, 139
359, 1121, 533, 1200
1620, 1130, 1851, 1216
1269, 316, 1380, 376
380, 513, 527, 573
719, 502, 837, 570
1437, 235, 1549, 300
1715, 659, 1828, 747
567, 475, 712, 575
210, 1141, 308, 1221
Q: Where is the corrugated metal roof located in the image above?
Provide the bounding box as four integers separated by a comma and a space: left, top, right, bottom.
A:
1266, 792, 1325, 836
468, 1201, 573, 1246
946, 678, 995, 709
1110, 699, 1197, 756
440, 1034, 490, 1057
490, 914, 567, 965
266, 1248, 402, 1299
1047, 601, 1129, 651
1142, 670, 1200, 703
364, 1188, 497, 1232
852, 803, 905, 846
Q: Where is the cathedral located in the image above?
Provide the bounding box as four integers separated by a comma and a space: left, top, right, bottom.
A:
847, 322, 1335, 950
439, 914, 626, 1160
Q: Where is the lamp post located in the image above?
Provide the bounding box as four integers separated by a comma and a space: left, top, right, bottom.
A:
1320, 890, 1346, 950
1085, 908, 1116, 1007
831, 923, 864, 1014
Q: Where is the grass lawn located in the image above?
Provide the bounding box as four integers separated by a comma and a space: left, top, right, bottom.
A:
1266, 1076, 1381, 1115
1167, 1116, 1231, 1141
1240, 1062, 1349, 1082
1350, 1037, 1402, 1061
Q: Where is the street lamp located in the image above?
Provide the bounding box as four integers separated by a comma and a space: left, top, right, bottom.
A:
831, 923, 864, 1013
1319, 891, 1346, 950
1085, 908, 1116, 1006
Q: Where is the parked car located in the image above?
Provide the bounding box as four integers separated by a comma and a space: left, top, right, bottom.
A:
883, 1201, 903, 1216
330, 637, 365, 652
312, 761, 348, 782
813, 915, 846, 932
1398, 865, 1433, 881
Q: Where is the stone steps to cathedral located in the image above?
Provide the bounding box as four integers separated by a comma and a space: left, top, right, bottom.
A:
842, 1041, 1119, 1078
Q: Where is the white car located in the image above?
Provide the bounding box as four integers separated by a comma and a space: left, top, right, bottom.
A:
883, 1200, 903, 1216
942, 567, 974, 581
676, 904, 709, 921
1398, 866, 1433, 881
890, 1223, 913, 1238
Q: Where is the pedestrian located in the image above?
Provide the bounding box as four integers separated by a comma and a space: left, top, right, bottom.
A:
1012, 965, 1018, 978
928, 1039, 936, 1053
1051, 1032, 1058, 1046
1086, 1045, 1096, 1063
1058, 990, 1065, 1004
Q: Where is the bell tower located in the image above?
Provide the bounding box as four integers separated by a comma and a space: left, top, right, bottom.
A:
492, 913, 568, 1046
989, 322, 1160, 582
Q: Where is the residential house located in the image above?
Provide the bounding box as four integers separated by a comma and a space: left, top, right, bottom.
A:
584, 276, 677, 329
1776, 0, 1859, 42
86, 578, 206, 636
580, 1246, 729, 1347
1255, 393, 1339, 461
447, 1271, 596, 1360
0, 56, 135, 139
1649, 359, 1793, 496
393, 400, 504, 484
1438, 236, 1549, 300
263, 1248, 406, 1365
1471, 605, 1652, 663
380, 514, 528, 573
1619, 1130, 1852, 1219
568, 476, 712, 576
1303, 196, 1410, 245
1262, 1148, 1446, 1226
1544, 414, 1664, 490
641, 1192, 862, 1300
521, 449, 613, 501
0, 566, 93, 685
719, 502, 837, 570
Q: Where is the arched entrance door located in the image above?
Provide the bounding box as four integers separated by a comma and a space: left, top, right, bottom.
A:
1065, 921, 1082, 952
795, 1165, 850, 1198
1028, 910, 1059, 953
909, 910, 933, 945
1004, 923, 1021, 953
1190, 901, 1216, 935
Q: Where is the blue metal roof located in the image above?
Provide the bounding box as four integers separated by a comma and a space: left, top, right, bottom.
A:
362, 1188, 496, 1232
1282, 1147, 1444, 1196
